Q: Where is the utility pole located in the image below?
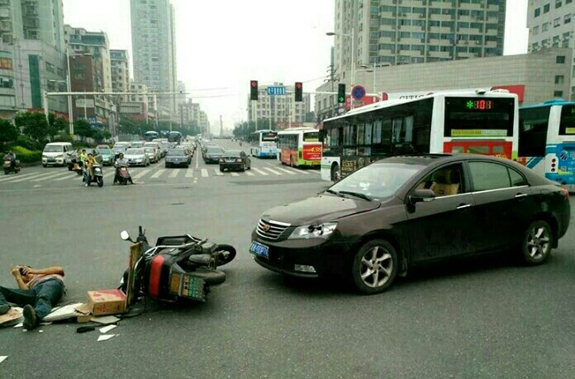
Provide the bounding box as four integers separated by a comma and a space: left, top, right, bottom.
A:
220, 115, 223, 137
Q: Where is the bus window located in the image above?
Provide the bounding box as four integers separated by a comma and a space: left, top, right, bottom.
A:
365, 123, 373, 145
392, 118, 403, 144
444, 97, 514, 138
303, 132, 319, 142
357, 124, 365, 145
343, 125, 356, 146
467, 145, 490, 154
519, 106, 551, 157
559, 105, 575, 135
373, 120, 382, 144
451, 146, 465, 154
493, 146, 504, 155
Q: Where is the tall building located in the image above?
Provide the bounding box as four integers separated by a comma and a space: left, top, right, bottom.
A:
247, 83, 311, 129
130, 0, 178, 114
111, 49, 130, 100
527, 0, 575, 98
0, 0, 67, 119
333, 0, 506, 79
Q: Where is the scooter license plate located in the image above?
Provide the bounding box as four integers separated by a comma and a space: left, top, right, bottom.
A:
250, 242, 269, 259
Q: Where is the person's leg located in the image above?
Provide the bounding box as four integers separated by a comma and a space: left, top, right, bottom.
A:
33, 280, 64, 320
0, 286, 36, 314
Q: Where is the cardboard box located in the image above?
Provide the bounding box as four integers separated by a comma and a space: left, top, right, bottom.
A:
87, 289, 127, 316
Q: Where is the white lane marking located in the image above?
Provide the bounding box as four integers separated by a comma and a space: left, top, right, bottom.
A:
0, 172, 40, 182
151, 169, 165, 179
201, 169, 208, 177
195, 154, 199, 169
214, 169, 223, 176
54, 173, 80, 181
245, 171, 255, 176
31, 171, 71, 182
263, 167, 282, 176
33, 185, 41, 188
310, 170, 321, 174
133, 169, 150, 179
251, 168, 269, 176
103, 171, 115, 178
274, 167, 297, 175
169, 169, 180, 178
185, 169, 194, 178
288, 167, 310, 175
231, 172, 239, 177
6, 172, 53, 183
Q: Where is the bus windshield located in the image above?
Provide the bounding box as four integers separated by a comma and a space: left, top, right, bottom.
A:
560, 105, 575, 136
303, 132, 319, 142
444, 97, 514, 138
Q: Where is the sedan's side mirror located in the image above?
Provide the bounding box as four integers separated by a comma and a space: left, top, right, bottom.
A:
410, 189, 436, 204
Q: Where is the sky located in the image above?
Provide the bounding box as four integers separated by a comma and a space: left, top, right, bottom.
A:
63, 0, 529, 132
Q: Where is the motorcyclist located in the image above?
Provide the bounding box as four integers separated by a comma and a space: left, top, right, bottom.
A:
3, 150, 16, 169
114, 153, 133, 184
84, 153, 98, 186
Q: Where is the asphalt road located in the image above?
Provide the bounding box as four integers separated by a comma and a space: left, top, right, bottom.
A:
1, 139, 574, 379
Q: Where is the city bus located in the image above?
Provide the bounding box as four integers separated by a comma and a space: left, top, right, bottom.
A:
519, 99, 575, 191
145, 131, 159, 142
321, 90, 518, 181
277, 128, 322, 167
249, 130, 278, 158
168, 131, 182, 144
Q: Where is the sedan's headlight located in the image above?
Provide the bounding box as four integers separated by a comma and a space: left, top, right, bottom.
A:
288, 222, 338, 239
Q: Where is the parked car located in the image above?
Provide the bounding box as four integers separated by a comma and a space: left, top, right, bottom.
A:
96, 145, 115, 166
144, 147, 160, 163
203, 146, 225, 164
42, 142, 73, 168
250, 154, 571, 294
219, 150, 251, 172
125, 148, 150, 167
165, 149, 191, 168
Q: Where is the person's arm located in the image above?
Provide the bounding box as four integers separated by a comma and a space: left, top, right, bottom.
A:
24, 267, 65, 276
11, 267, 29, 290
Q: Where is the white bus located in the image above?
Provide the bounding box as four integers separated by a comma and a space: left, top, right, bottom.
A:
321, 90, 519, 181
519, 99, 575, 191
249, 130, 278, 158
277, 128, 322, 167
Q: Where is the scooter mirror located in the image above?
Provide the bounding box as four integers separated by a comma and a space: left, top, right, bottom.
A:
120, 230, 131, 241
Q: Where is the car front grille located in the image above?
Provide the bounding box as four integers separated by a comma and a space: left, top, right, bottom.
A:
256, 219, 291, 240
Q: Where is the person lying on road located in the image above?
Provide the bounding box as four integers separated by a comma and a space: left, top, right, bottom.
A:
0, 265, 65, 330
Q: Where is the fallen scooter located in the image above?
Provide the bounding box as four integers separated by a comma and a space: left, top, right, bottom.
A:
114, 165, 132, 185
119, 226, 236, 304
3, 158, 20, 175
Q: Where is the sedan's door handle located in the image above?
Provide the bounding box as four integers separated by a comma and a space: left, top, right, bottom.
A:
456, 204, 472, 210
515, 193, 528, 199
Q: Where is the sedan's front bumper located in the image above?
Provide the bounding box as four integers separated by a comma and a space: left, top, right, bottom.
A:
250, 230, 349, 278
128, 161, 146, 167
220, 162, 243, 170
204, 157, 221, 164
165, 160, 189, 167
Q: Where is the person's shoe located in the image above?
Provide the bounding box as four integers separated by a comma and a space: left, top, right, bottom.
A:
23, 305, 38, 330
0, 304, 10, 315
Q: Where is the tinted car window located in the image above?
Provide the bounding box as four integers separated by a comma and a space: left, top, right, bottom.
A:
415, 164, 464, 197
509, 168, 527, 186
469, 162, 511, 191
223, 151, 242, 158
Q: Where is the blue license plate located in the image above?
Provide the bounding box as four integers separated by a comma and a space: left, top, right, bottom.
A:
250, 241, 269, 258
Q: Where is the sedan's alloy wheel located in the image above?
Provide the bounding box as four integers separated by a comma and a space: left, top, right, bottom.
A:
360, 246, 393, 288
527, 226, 550, 259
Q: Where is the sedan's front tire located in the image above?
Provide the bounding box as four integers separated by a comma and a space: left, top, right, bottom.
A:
351, 239, 398, 295
521, 220, 553, 265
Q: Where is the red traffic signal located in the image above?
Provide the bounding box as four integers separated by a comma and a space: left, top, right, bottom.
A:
295, 82, 303, 102
250, 80, 258, 100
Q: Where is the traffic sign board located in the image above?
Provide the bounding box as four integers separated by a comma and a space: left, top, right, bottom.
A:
351, 85, 366, 101
267, 86, 286, 96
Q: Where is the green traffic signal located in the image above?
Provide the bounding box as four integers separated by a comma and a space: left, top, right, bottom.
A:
337, 83, 346, 104
466, 100, 474, 109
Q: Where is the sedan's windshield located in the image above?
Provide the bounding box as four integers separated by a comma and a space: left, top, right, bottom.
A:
329, 163, 424, 201
126, 149, 144, 155
144, 148, 155, 153
207, 148, 224, 154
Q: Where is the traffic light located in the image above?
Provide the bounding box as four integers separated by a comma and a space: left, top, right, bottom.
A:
295, 82, 303, 102
338, 84, 346, 104
250, 80, 258, 101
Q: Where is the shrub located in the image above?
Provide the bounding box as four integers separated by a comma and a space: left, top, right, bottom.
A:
14, 135, 41, 151
12, 145, 42, 163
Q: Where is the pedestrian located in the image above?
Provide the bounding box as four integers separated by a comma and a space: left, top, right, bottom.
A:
0, 265, 65, 330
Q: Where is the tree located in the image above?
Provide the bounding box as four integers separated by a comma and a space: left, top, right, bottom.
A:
75, 119, 93, 141
0, 119, 19, 149
15, 112, 48, 142
47, 113, 68, 140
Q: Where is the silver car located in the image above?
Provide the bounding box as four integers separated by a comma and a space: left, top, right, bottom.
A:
124, 148, 150, 167
144, 147, 160, 163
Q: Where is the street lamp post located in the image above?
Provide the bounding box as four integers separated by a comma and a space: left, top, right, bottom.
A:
327, 27, 355, 109
65, 48, 74, 134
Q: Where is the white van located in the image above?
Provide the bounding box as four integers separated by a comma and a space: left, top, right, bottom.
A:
42, 142, 73, 167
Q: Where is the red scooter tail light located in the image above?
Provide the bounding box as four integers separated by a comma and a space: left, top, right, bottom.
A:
560, 187, 570, 201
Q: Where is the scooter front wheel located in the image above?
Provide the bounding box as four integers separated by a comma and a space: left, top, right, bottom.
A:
4, 169, 9, 175
214, 244, 237, 267
97, 177, 104, 187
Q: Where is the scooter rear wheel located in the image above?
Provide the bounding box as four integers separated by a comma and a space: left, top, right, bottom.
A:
214, 244, 237, 267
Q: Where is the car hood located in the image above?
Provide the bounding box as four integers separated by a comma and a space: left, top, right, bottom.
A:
261, 194, 380, 225
166, 155, 187, 159
125, 154, 145, 159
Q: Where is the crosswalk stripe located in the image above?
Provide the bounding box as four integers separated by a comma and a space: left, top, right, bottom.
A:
289, 167, 310, 175
231, 172, 239, 177
214, 169, 223, 176
169, 169, 180, 178
264, 167, 282, 176
31, 171, 71, 182
103, 171, 115, 178
6, 172, 52, 183
310, 170, 321, 174
54, 173, 79, 181
185, 169, 194, 178
274, 167, 297, 175
133, 169, 150, 179
151, 169, 165, 178
251, 168, 268, 176
201, 169, 208, 177
245, 171, 255, 176
0, 172, 38, 182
